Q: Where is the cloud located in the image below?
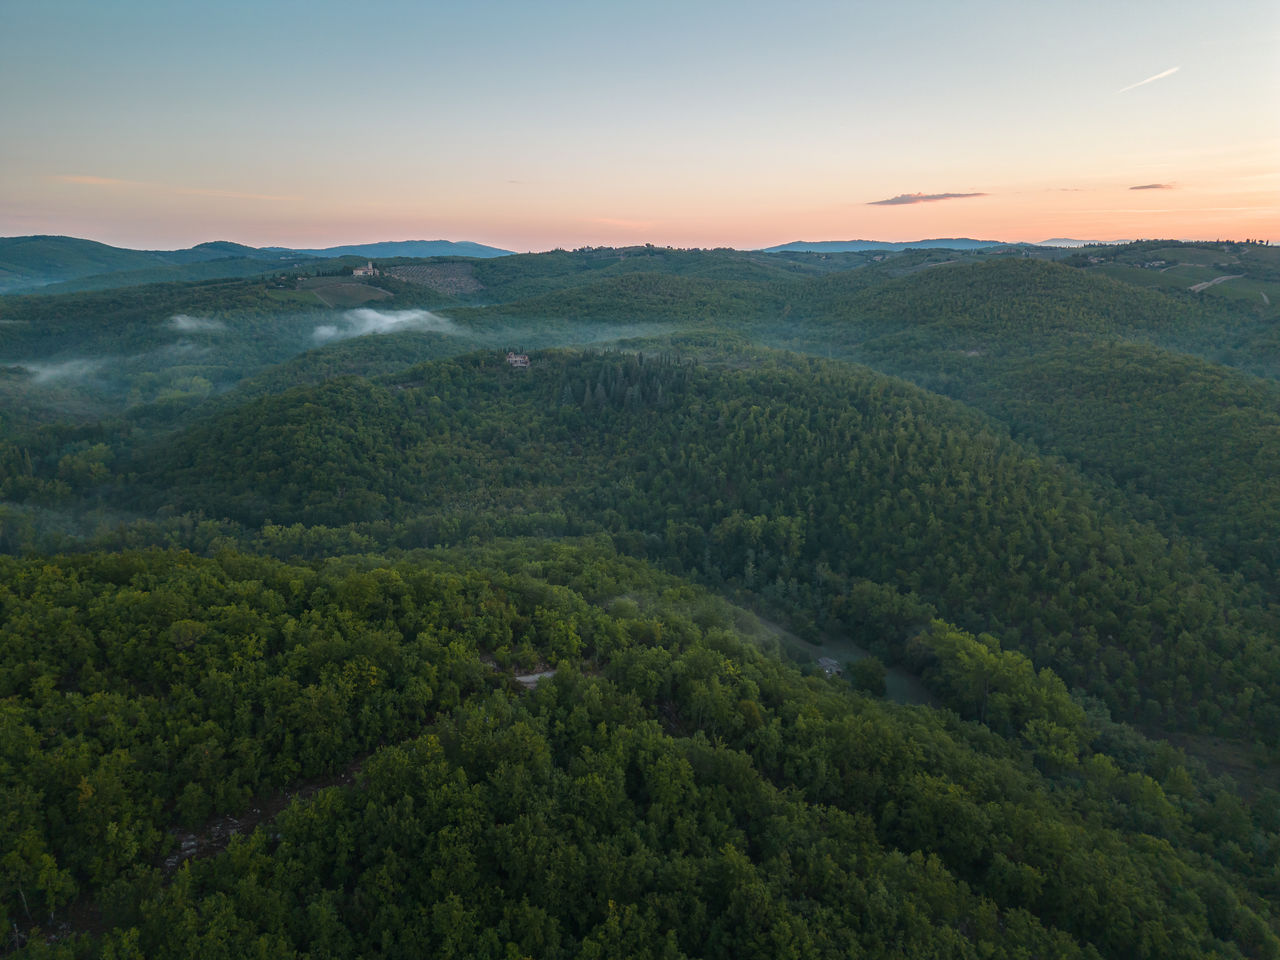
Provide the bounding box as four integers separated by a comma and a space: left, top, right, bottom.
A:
1129, 183, 1174, 190
20, 358, 105, 384
312, 308, 458, 343
1117, 66, 1180, 93
168, 314, 225, 332
867, 192, 987, 206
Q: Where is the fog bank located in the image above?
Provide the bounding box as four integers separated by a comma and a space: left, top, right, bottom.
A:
313, 309, 458, 344
168, 314, 225, 332
21, 358, 106, 383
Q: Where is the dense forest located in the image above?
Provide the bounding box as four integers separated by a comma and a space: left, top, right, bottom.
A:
2, 240, 1279, 956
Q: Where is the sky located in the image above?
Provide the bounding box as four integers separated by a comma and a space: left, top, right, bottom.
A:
1, 0, 1276, 251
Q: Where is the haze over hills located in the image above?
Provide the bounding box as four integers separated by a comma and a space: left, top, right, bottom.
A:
761, 238, 1130, 253
1, 234, 1143, 295
0, 236, 516, 294
271, 239, 515, 259
761, 238, 1011, 253
1035, 238, 1109, 247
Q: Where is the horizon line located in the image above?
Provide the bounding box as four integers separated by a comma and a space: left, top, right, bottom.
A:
4, 232, 1275, 254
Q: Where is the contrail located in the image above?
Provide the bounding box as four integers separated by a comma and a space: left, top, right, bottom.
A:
1118, 66, 1180, 93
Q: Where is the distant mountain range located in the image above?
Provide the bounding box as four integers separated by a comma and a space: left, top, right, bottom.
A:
1, 234, 1127, 295
759, 238, 1109, 253
761, 238, 1008, 253
0, 236, 515, 294
265, 240, 515, 259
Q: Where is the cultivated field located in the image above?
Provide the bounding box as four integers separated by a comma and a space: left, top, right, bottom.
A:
386, 262, 484, 295
297, 277, 394, 307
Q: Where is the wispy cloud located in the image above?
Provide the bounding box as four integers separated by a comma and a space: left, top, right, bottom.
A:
168, 314, 225, 332
313, 308, 458, 344
53, 174, 294, 202
1130, 183, 1174, 190
20, 358, 106, 384
1117, 66, 1180, 93
867, 192, 987, 206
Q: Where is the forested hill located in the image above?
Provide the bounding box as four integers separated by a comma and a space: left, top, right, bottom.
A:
799, 256, 1279, 378
906, 341, 1280, 596
757, 258, 1280, 600
2, 543, 1278, 958
3, 241, 1280, 956
0, 236, 513, 294
131, 349, 1280, 745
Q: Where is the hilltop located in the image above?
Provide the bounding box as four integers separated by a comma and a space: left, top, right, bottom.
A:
2, 238, 1280, 957
277, 239, 514, 259
761, 237, 1010, 253
0, 236, 515, 294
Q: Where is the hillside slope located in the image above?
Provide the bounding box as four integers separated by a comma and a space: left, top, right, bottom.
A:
2, 543, 1276, 957
4, 249, 1280, 957
136, 349, 1280, 745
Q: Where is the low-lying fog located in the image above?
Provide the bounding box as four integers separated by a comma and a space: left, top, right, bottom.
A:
313, 309, 458, 343
168, 314, 226, 333
2, 301, 680, 424
18, 358, 107, 384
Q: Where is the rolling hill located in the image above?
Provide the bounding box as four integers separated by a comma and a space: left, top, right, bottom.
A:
762, 237, 1009, 252
3, 240, 1280, 957
0, 236, 515, 294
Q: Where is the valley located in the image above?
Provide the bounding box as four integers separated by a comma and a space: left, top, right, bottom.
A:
2, 239, 1279, 958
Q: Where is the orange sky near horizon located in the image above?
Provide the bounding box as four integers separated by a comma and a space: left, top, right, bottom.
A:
15, 165, 1274, 253
1, 1, 1276, 251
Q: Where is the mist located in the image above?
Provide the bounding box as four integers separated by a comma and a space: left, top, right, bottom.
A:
168, 314, 225, 332
313, 309, 458, 344
21, 358, 107, 384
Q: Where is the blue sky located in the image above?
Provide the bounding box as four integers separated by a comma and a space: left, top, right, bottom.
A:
2, 0, 1276, 249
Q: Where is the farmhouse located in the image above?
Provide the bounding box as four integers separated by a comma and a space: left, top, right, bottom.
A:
352, 261, 379, 277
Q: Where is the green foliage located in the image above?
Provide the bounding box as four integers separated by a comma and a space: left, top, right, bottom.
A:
6, 242, 1280, 958
3, 542, 1276, 957
121, 348, 1280, 746
949, 342, 1280, 595
848, 656, 887, 696
0, 237, 176, 293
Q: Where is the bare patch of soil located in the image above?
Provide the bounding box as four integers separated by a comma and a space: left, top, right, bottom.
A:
1188, 274, 1244, 293
160, 757, 367, 874
514, 669, 557, 689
